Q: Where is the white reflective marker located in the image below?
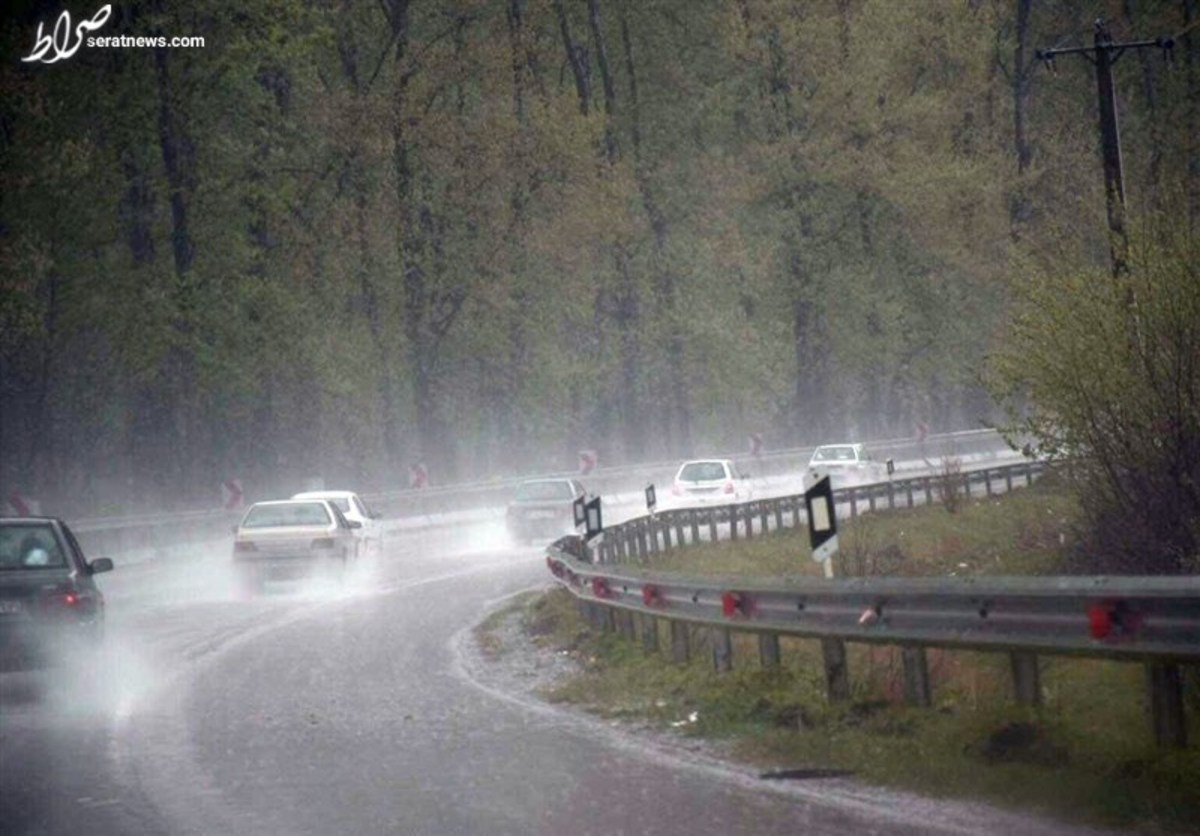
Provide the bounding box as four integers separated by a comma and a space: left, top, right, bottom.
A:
811, 498, 831, 533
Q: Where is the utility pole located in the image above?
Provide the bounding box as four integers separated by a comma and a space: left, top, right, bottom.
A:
1037, 20, 1175, 278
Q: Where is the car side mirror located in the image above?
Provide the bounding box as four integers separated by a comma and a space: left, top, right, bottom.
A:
348, 520, 363, 529
89, 557, 114, 574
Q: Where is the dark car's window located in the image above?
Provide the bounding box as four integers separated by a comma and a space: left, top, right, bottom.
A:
241, 502, 332, 528
515, 481, 574, 501
0, 522, 68, 570
679, 462, 729, 482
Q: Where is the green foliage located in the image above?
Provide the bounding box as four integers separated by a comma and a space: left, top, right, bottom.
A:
990, 213, 1200, 573
0, 0, 1196, 511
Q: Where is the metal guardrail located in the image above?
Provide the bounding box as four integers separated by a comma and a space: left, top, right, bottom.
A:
544, 460, 1199, 748
547, 548, 1200, 663
589, 461, 1049, 565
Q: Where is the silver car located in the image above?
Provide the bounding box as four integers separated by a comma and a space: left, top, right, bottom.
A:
232, 500, 360, 594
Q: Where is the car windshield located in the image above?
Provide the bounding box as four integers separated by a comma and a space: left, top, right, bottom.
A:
241, 502, 331, 528
812, 446, 857, 463
679, 462, 728, 482
0, 523, 68, 570
515, 481, 573, 501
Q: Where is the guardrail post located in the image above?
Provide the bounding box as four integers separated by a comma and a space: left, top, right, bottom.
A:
650, 519, 661, 555
637, 520, 649, 559
902, 647, 932, 707
1010, 652, 1041, 707
821, 638, 850, 702
773, 499, 784, 532
670, 621, 690, 664
887, 481, 896, 509
641, 614, 659, 653
984, 469, 993, 496
868, 488, 877, 513
849, 490, 858, 519
674, 515, 686, 547
758, 633, 781, 668
712, 628, 733, 673
760, 502, 770, 534
708, 509, 719, 543
616, 609, 636, 640
690, 510, 701, 544
923, 476, 933, 505
792, 496, 802, 528
729, 506, 739, 541
1024, 463, 1033, 486
1147, 662, 1187, 748
905, 480, 914, 508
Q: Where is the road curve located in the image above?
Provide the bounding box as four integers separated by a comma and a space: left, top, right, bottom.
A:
2, 527, 1105, 835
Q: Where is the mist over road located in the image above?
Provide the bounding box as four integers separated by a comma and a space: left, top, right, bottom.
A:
3, 524, 1097, 835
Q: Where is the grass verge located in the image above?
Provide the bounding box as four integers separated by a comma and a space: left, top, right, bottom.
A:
486, 480, 1200, 832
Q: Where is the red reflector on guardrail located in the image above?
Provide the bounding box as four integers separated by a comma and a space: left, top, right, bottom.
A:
1088, 604, 1113, 639
642, 585, 662, 607
592, 577, 612, 599
722, 591, 746, 618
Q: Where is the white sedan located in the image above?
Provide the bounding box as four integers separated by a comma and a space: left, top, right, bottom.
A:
805, 443, 886, 489
669, 459, 754, 509
292, 490, 384, 558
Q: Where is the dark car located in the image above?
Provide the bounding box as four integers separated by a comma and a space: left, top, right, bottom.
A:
0, 517, 113, 670
505, 479, 588, 544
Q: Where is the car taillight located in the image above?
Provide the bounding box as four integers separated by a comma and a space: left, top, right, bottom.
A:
311, 538, 336, 549
42, 586, 97, 615
234, 541, 257, 552
723, 481, 735, 494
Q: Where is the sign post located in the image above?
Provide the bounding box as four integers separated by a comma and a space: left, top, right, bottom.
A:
805, 475, 839, 579
644, 484, 656, 514
220, 478, 244, 511
573, 495, 586, 530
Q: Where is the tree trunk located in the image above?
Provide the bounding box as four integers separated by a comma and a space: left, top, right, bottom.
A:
618, 3, 691, 455
554, 0, 591, 116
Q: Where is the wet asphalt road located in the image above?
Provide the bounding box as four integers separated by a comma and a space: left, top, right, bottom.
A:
2, 526, 1103, 836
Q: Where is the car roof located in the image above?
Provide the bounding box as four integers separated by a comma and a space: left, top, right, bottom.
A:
249, 499, 334, 507
517, 478, 575, 485
677, 459, 733, 467
813, 443, 862, 451
292, 491, 358, 499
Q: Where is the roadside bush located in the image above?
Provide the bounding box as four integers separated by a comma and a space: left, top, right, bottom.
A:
989, 211, 1200, 574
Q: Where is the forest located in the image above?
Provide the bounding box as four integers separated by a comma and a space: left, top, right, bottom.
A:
1, 0, 1197, 514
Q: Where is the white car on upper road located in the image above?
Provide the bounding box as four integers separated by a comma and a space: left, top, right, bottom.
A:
805, 443, 886, 489
669, 459, 754, 510
292, 490, 384, 558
